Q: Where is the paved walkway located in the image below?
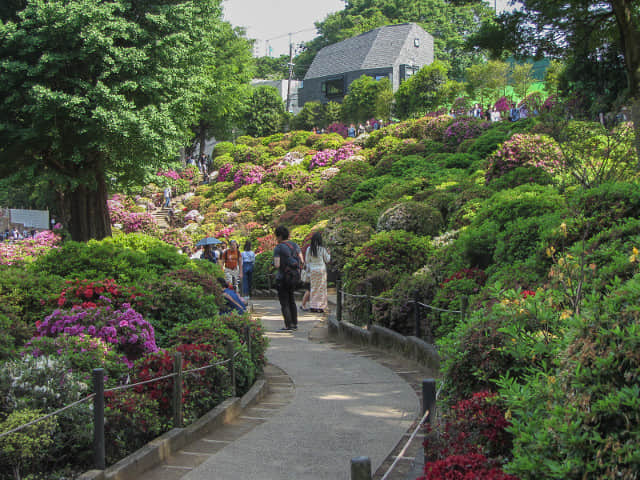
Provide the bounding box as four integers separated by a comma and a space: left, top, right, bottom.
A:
183, 298, 420, 480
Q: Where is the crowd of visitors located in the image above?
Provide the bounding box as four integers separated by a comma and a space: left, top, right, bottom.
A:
2, 227, 39, 241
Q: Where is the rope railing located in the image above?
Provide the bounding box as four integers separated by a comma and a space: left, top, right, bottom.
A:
380, 408, 431, 480
339, 289, 464, 313
0, 393, 96, 440
0, 341, 247, 472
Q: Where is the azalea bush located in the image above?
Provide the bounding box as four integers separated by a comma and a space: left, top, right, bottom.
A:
485, 134, 564, 185
36, 305, 159, 364
309, 144, 361, 170
0, 230, 62, 265
443, 117, 490, 149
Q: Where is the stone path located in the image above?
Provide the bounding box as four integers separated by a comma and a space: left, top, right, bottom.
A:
136, 298, 432, 480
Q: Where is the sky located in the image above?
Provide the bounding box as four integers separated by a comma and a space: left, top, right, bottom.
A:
222, 0, 514, 58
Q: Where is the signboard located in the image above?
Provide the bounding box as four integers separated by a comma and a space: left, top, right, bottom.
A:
10, 209, 50, 229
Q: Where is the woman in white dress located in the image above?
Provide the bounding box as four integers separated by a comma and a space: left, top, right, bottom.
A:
305, 232, 330, 312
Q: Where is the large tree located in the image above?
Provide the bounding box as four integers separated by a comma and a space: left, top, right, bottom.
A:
295, 0, 493, 80
192, 22, 253, 152
0, 0, 230, 241
473, 1, 640, 160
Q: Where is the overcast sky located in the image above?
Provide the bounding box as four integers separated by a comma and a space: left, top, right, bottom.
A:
222, 0, 514, 57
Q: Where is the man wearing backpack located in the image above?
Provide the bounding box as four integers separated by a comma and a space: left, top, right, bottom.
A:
273, 225, 303, 331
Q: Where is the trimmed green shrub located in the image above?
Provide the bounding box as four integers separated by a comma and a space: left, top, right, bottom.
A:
376, 201, 444, 237
499, 275, 640, 478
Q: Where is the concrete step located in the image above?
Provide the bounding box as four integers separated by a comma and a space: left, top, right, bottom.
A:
135, 364, 294, 480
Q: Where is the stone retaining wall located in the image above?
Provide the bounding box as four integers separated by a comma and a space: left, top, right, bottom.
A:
327, 315, 440, 371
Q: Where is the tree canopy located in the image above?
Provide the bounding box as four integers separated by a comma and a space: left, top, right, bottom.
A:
471, 0, 640, 158
295, 0, 493, 80
0, 0, 247, 240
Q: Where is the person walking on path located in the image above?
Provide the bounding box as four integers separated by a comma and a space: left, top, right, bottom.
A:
241, 240, 256, 299
163, 186, 171, 208
221, 240, 242, 291
273, 225, 303, 331
305, 232, 330, 312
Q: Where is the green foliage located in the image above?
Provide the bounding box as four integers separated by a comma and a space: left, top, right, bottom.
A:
499, 275, 640, 478
344, 230, 431, 289
376, 201, 444, 237
324, 220, 375, 271
474, 185, 566, 229
342, 75, 392, 123
558, 121, 638, 188
320, 173, 361, 204
244, 86, 285, 137
139, 278, 223, 346
439, 287, 563, 403
0, 0, 234, 240
351, 175, 395, 203
30, 234, 197, 283
0, 408, 56, 479
569, 181, 640, 230
394, 61, 450, 118
372, 271, 438, 335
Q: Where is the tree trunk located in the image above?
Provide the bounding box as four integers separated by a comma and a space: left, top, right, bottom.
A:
610, 0, 640, 163
198, 119, 207, 158
68, 171, 112, 241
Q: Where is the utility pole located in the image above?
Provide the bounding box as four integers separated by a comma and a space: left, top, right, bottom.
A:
285, 33, 295, 114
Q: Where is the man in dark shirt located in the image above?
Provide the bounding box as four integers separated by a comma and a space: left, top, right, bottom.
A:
273, 225, 303, 331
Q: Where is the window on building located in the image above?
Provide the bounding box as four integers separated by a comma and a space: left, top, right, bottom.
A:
322, 77, 345, 98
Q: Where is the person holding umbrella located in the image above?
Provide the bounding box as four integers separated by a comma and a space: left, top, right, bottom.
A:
196, 237, 222, 264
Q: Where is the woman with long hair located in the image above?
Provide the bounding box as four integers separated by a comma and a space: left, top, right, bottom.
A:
305, 232, 330, 313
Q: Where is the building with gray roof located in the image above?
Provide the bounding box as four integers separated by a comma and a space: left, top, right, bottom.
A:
298, 23, 434, 107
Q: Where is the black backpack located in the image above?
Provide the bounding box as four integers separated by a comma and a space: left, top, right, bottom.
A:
281, 241, 301, 287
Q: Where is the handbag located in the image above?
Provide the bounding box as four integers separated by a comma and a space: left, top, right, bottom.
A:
300, 265, 309, 283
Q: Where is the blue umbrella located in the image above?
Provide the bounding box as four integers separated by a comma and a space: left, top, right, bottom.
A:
196, 237, 222, 247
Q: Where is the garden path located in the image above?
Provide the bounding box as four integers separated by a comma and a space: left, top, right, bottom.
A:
137, 298, 425, 480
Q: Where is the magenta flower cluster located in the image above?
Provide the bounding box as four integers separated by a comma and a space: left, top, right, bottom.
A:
485, 133, 564, 183
326, 122, 348, 137
233, 165, 266, 187
157, 170, 180, 181
0, 230, 62, 265
444, 117, 490, 147
217, 163, 233, 182
309, 144, 361, 170
37, 304, 158, 361
108, 198, 158, 234
493, 97, 512, 113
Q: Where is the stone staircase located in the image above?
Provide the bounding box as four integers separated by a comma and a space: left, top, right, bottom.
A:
151, 206, 171, 230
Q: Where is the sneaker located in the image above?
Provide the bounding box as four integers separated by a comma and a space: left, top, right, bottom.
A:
277, 327, 291, 332
291, 325, 298, 330
299, 305, 309, 312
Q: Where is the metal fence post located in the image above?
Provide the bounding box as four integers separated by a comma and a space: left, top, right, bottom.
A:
173, 352, 183, 428
351, 456, 372, 480
244, 325, 252, 358
366, 283, 373, 328
460, 295, 469, 322
422, 379, 436, 423
92, 368, 105, 470
413, 291, 421, 338
336, 274, 342, 322
226, 342, 236, 397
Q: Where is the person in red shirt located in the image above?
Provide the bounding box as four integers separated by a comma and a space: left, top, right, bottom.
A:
221, 240, 242, 291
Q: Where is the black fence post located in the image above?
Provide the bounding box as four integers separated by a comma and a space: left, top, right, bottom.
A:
336, 274, 343, 322
267, 272, 272, 291
460, 295, 469, 322
413, 291, 421, 338
92, 368, 105, 470
173, 352, 183, 428
351, 456, 372, 480
422, 379, 436, 423
226, 342, 236, 397
244, 325, 252, 358
366, 283, 373, 328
